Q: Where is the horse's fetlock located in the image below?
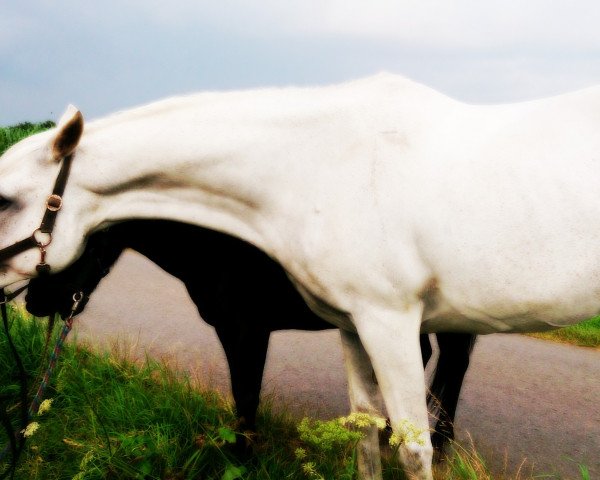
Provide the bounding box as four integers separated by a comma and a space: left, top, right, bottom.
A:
399, 442, 433, 480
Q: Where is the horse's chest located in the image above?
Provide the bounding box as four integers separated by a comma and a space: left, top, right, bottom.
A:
287, 277, 357, 332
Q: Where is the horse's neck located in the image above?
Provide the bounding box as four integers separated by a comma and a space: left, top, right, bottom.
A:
79, 93, 326, 254
77, 76, 451, 274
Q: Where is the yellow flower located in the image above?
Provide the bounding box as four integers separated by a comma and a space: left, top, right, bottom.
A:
38, 398, 53, 416
388, 419, 426, 447
295, 447, 307, 459
338, 412, 386, 430
22, 422, 40, 438
302, 462, 325, 479
302, 461, 316, 475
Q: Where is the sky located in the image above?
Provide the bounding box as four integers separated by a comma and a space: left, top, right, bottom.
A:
1, 1, 600, 125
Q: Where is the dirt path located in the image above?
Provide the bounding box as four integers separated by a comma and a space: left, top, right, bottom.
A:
65, 251, 599, 479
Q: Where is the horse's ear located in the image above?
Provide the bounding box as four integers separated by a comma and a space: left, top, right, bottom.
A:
51, 105, 84, 161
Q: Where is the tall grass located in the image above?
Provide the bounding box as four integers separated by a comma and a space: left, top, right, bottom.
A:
0, 311, 380, 479
0, 309, 251, 479
0, 310, 592, 479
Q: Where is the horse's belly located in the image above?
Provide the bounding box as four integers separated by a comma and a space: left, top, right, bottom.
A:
421, 290, 600, 334
420, 309, 560, 334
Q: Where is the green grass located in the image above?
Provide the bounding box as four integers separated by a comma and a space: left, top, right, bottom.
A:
0, 121, 55, 156
0, 309, 385, 480
527, 316, 600, 348
0, 308, 277, 479
0, 308, 592, 479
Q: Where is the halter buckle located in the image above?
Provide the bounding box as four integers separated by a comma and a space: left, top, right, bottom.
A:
46, 194, 63, 212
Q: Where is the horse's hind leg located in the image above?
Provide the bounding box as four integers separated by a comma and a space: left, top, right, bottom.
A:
429, 332, 476, 451
349, 302, 433, 480
340, 330, 384, 479
420, 334, 433, 366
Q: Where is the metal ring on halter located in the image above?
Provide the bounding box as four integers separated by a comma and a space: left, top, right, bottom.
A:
32, 228, 52, 248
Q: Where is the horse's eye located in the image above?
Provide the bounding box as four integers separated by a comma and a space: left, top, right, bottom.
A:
0, 195, 13, 212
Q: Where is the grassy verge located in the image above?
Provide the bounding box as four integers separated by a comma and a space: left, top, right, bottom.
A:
1, 309, 392, 480
0, 308, 592, 479
526, 316, 600, 348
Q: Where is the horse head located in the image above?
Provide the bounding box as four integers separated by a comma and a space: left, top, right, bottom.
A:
0, 106, 91, 290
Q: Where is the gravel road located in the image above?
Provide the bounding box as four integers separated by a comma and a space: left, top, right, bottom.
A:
60, 250, 599, 479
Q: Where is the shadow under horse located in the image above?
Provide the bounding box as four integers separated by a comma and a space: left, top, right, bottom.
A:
25, 220, 475, 452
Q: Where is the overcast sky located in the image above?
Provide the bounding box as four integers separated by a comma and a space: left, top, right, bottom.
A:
2, 1, 600, 124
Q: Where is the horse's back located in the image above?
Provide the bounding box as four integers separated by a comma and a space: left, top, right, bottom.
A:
407, 86, 600, 333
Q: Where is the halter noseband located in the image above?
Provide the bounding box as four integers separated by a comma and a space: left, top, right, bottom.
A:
0, 154, 73, 277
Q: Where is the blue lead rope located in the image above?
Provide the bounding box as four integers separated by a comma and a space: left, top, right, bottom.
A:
28, 316, 74, 418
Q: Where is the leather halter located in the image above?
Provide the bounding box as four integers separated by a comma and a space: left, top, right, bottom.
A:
0, 154, 74, 276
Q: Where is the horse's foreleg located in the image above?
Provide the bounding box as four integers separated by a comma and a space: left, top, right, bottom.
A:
351, 302, 433, 480
429, 332, 476, 451
340, 330, 384, 480
214, 325, 270, 432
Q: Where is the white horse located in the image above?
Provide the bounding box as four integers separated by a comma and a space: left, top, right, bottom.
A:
1, 73, 599, 479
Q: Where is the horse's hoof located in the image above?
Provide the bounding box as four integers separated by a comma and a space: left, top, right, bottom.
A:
229, 431, 256, 460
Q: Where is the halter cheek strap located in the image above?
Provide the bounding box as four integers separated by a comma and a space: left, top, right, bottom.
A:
0, 154, 73, 276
